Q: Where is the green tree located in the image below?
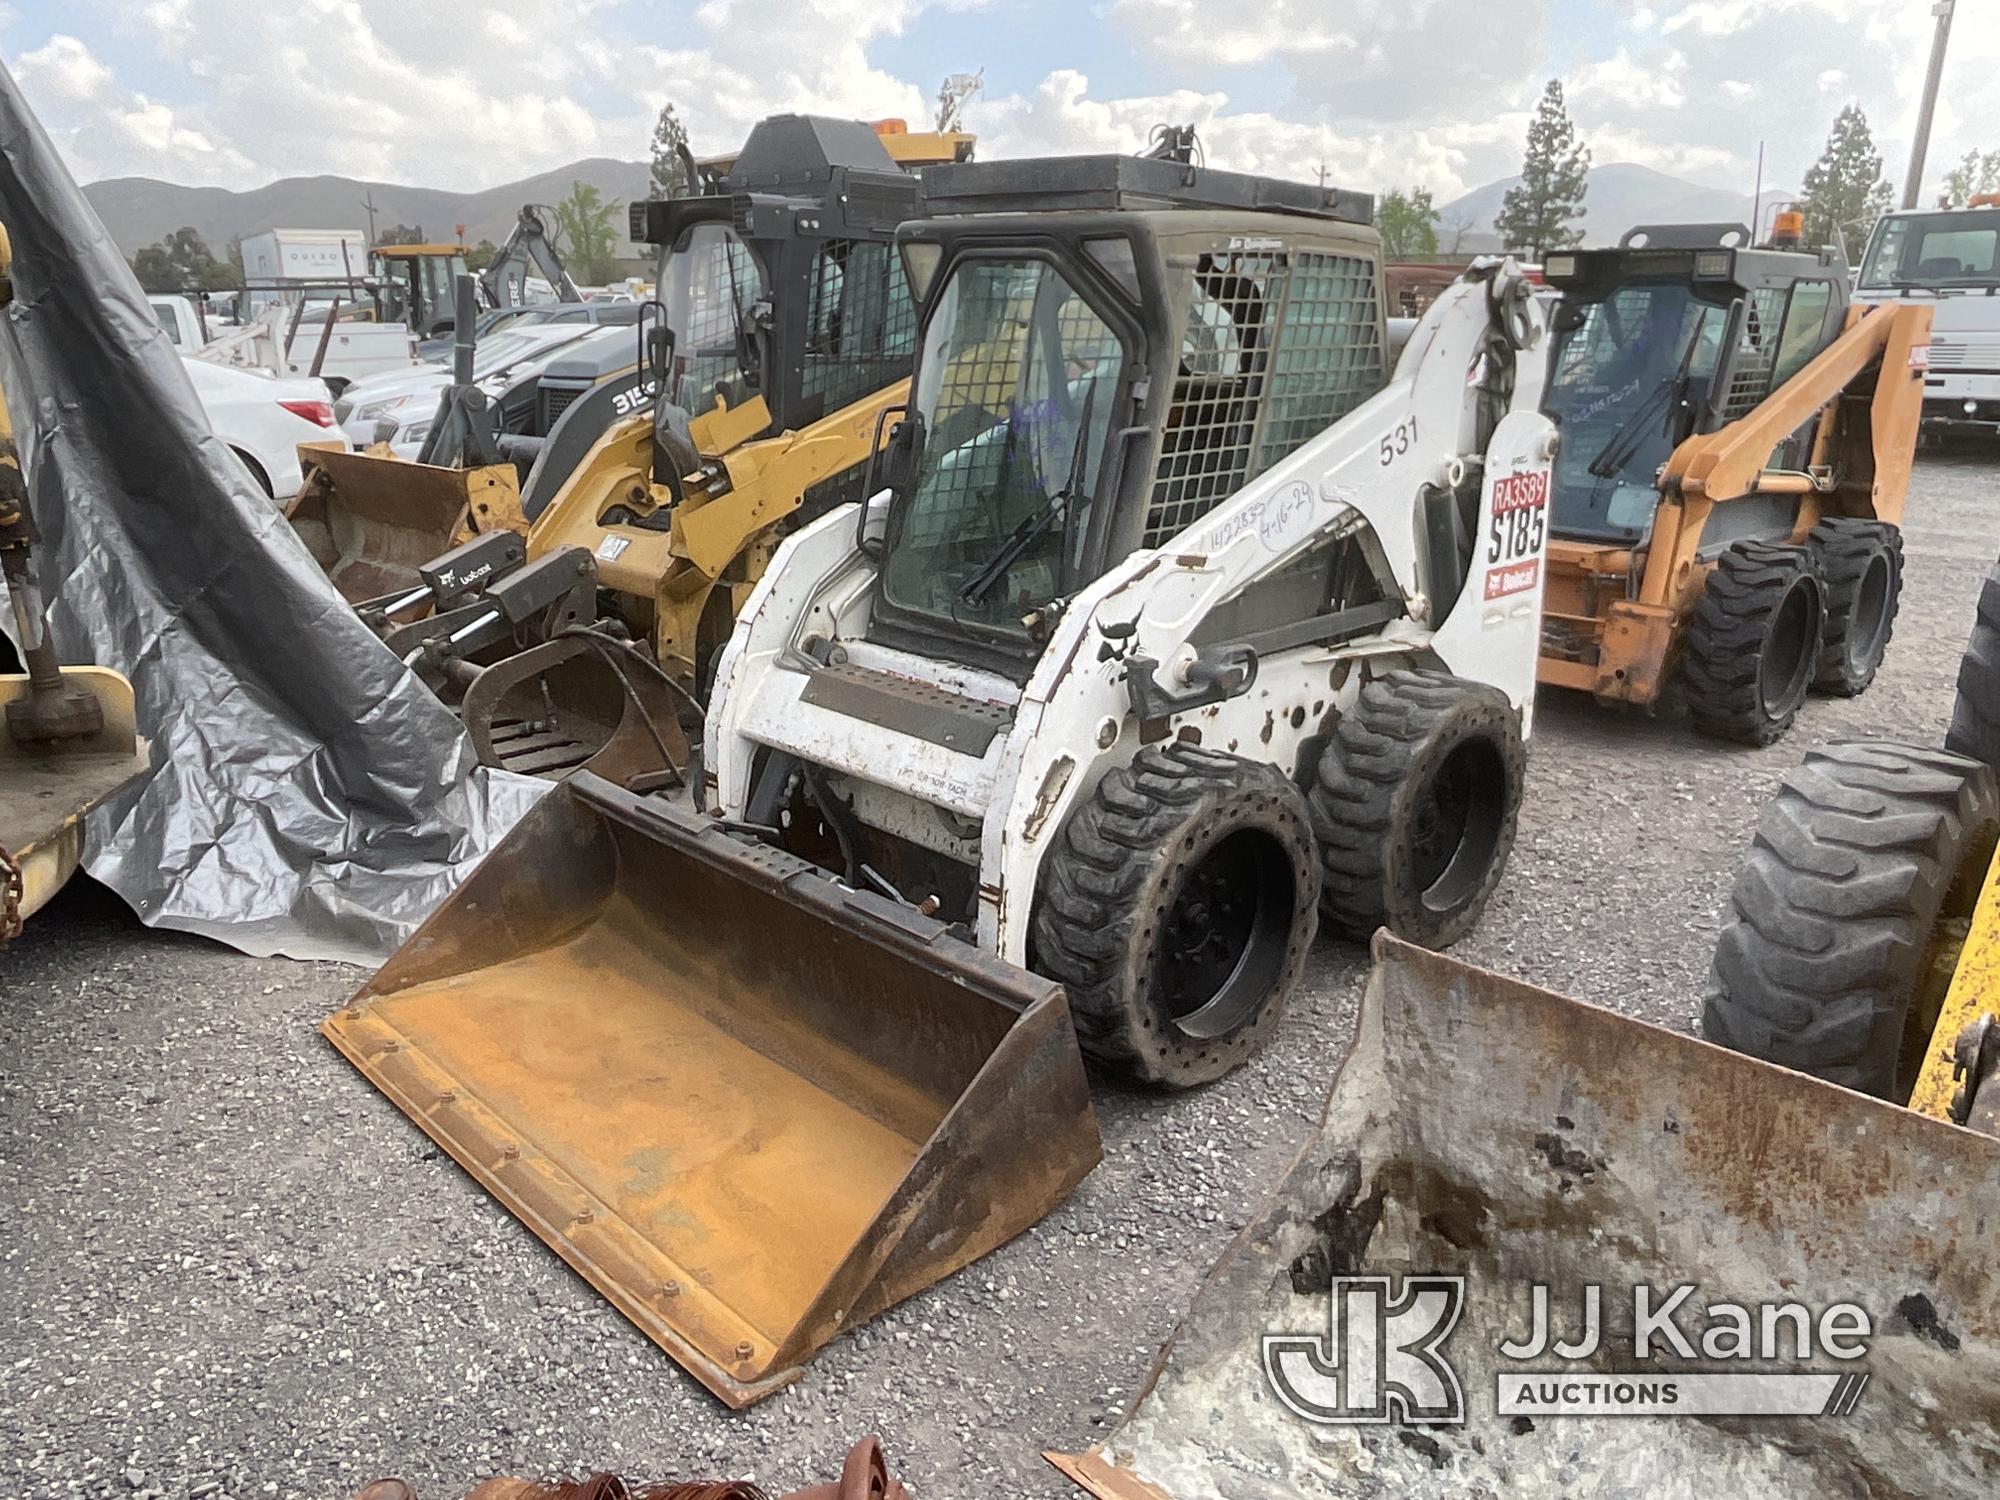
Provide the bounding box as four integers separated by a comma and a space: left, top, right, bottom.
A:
129, 226, 239, 293
649, 103, 695, 199
1375, 187, 1441, 260
1941, 148, 2000, 208
1496, 80, 1590, 261
376, 223, 427, 245
463, 238, 500, 272
1797, 105, 1894, 263
550, 180, 621, 284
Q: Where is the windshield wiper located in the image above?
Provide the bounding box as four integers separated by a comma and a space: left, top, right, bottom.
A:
1586, 323, 1706, 479
959, 377, 1098, 608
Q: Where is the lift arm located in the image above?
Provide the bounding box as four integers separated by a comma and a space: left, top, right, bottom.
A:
479, 205, 584, 308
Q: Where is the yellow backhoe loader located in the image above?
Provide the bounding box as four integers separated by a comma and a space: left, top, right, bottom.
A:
309, 115, 951, 782
1537, 218, 1930, 744
0, 228, 147, 943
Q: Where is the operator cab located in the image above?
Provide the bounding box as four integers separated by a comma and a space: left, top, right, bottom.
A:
1540, 223, 1848, 545
868, 153, 1389, 676
628, 115, 928, 495
369, 244, 469, 339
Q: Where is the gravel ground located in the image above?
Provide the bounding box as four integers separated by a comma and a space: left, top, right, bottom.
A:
4, 447, 1997, 1500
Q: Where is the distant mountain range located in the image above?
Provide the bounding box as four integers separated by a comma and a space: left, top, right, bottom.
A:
82, 158, 654, 258
1436, 162, 1796, 253
81, 156, 1788, 263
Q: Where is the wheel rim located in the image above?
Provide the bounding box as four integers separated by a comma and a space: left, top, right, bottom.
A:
1757, 580, 1817, 717
1153, 828, 1296, 1042
1845, 552, 1894, 675
1410, 739, 1507, 916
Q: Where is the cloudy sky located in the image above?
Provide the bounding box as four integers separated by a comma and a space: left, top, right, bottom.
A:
5, 0, 1996, 207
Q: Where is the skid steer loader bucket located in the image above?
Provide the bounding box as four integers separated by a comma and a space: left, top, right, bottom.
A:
287, 444, 524, 604
1054, 937, 2000, 1500
323, 774, 1101, 1407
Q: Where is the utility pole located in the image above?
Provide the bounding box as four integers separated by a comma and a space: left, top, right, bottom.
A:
1903, 0, 1956, 209
361, 189, 380, 247
1751, 140, 1764, 241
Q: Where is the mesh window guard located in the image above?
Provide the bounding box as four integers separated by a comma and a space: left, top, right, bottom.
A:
1145, 250, 1384, 548
802, 240, 920, 413
1715, 286, 1790, 424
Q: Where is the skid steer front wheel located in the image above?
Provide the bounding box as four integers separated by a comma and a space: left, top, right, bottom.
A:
1810, 518, 1902, 697
1704, 742, 1999, 1099
1311, 669, 1524, 949
1681, 540, 1824, 745
1030, 743, 1319, 1089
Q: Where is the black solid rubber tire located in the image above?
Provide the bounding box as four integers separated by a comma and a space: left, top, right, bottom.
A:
1946, 563, 2000, 777
1030, 742, 1320, 1089
1702, 741, 2000, 1098
1681, 540, 1825, 746
1310, 669, 1524, 949
1810, 518, 1902, 696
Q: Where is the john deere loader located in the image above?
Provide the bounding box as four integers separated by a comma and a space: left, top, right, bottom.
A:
0, 229, 147, 943
343, 114, 948, 782
1537, 218, 1930, 744
325, 150, 1565, 1403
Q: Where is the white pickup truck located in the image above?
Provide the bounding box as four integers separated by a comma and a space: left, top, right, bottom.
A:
1855, 202, 2000, 438
149, 293, 414, 396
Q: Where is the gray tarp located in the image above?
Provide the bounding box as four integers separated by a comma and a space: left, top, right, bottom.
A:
0, 63, 542, 963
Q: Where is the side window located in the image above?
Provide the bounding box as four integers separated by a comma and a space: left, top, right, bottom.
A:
1715, 285, 1791, 423
1146, 250, 1385, 550
1772, 281, 1834, 387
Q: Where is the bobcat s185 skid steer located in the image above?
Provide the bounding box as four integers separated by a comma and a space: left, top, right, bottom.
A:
322, 152, 1556, 1405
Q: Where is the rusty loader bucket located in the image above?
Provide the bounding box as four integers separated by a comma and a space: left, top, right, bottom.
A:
1054, 937, 2000, 1500
322, 774, 1101, 1406
288, 443, 525, 604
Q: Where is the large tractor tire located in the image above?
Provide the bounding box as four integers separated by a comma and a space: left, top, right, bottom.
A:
1703, 741, 2000, 1099
1681, 540, 1825, 746
1809, 518, 1902, 696
1946, 561, 2000, 777
1310, 669, 1524, 949
1031, 743, 1320, 1089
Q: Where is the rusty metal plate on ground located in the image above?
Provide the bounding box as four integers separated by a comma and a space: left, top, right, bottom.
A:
1056, 936, 2000, 1499
324, 775, 1100, 1406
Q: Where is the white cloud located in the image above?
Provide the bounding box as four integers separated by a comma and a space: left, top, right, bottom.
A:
6, 0, 1999, 224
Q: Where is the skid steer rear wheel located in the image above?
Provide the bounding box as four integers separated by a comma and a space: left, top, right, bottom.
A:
1030, 743, 1319, 1089
1810, 518, 1902, 697
1946, 561, 2000, 776
1310, 669, 1524, 949
1681, 540, 1825, 745
1703, 741, 2000, 1099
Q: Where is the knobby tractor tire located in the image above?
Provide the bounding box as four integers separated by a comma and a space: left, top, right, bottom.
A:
1681, 540, 1826, 746
1703, 741, 2000, 1099
1030, 743, 1319, 1089
1810, 518, 1902, 697
1310, 669, 1524, 949
1946, 561, 2000, 777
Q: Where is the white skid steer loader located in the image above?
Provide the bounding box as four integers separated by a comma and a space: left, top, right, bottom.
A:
704, 154, 1556, 1086
324, 152, 1556, 1405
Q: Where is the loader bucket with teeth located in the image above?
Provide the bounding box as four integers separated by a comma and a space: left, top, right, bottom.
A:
322, 773, 1101, 1407
1053, 936, 2000, 1500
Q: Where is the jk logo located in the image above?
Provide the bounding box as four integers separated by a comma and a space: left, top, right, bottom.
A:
1263, 1275, 1466, 1425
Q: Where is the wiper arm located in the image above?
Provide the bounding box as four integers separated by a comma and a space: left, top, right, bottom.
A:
959, 376, 1099, 608
1587, 322, 1707, 479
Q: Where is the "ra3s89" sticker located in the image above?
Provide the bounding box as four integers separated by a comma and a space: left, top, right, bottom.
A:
1483, 468, 1548, 601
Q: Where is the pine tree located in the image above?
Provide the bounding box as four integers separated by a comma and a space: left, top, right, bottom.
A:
650, 103, 694, 199
1496, 81, 1590, 261
1797, 105, 1894, 263
1375, 187, 1441, 260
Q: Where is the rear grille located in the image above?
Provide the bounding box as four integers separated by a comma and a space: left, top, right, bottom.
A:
1930, 333, 2000, 371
